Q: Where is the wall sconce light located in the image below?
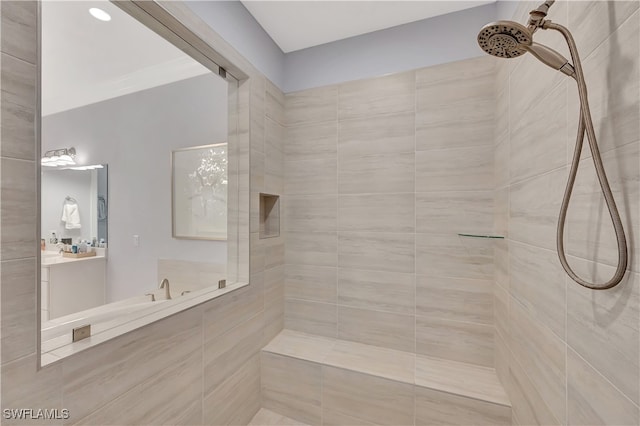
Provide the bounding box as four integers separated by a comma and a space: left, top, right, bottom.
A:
41, 147, 76, 167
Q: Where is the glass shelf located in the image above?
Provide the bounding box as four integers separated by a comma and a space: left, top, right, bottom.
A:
457, 233, 505, 239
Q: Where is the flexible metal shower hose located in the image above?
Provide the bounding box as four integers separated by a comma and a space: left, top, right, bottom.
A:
545, 21, 628, 289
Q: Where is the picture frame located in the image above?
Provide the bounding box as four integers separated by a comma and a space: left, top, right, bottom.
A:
171, 143, 227, 240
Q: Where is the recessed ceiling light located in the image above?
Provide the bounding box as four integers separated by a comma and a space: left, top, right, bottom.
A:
89, 8, 111, 22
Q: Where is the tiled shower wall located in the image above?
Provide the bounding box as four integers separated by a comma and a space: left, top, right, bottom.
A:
0, 1, 284, 424
494, 1, 640, 424
283, 56, 498, 367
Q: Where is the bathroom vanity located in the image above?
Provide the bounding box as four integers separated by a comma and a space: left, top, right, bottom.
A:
41, 250, 107, 320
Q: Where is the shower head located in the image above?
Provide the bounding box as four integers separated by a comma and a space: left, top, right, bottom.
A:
477, 20, 532, 58
477, 20, 575, 77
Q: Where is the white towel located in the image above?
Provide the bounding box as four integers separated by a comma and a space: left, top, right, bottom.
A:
61, 203, 81, 229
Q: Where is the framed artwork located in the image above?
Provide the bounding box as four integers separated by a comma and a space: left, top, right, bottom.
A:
172, 143, 227, 240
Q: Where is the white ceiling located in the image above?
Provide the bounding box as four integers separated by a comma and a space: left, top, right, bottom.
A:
241, 1, 496, 53
42, 0, 210, 116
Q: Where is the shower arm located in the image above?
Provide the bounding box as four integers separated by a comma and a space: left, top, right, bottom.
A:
528, 0, 556, 32
538, 20, 628, 289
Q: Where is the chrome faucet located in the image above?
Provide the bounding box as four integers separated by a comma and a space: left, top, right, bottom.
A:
159, 278, 172, 300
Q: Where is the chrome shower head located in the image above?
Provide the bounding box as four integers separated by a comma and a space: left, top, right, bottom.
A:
477, 20, 532, 58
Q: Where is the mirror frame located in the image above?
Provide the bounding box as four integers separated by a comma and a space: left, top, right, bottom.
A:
36, 0, 253, 368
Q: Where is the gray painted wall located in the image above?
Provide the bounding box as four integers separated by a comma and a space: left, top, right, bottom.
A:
283, 3, 497, 92
185, 1, 522, 93
185, 0, 286, 88
42, 74, 229, 302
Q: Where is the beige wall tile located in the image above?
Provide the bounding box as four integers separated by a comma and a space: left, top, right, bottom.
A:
509, 51, 565, 121
566, 141, 639, 271
265, 266, 285, 340
76, 349, 202, 425
416, 275, 492, 325
284, 195, 337, 232
1, 1, 37, 64
494, 139, 509, 189
285, 86, 337, 126
415, 191, 493, 234
204, 276, 263, 341
322, 409, 375, 426
567, 347, 639, 426
567, 12, 639, 157
285, 264, 337, 303
1, 158, 36, 260
1, 100, 35, 160
0, 52, 36, 109
494, 187, 508, 237
203, 312, 263, 395
509, 297, 566, 423
285, 231, 337, 267
338, 193, 414, 233
510, 82, 567, 184
204, 354, 261, 426
285, 121, 337, 162
1, 355, 63, 426
261, 352, 322, 425
322, 366, 415, 426
338, 112, 415, 157
249, 77, 265, 153
416, 234, 494, 280
265, 236, 285, 269
416, 316, 493, 367
494, 331, 509, 390
508, 357, 561, 426
338, 268, 414, 315
494, 238, 509, 290
415, 147, 493, 192
416, 56, 495, 107
416, 100, 494, 151
494, 283, 509, 343
338, 306, 415, 352
415, 386, 511, 426
567, 262, 639, 405
62, 308, 203, 422
285, 158, 337, 195
510, 241, 566, 339
266, 79, 285, 125
568, 1, 639, 66
1, 258, 36, 363
338, 232, 414, 274
285, 298, 337, 338
509, 167, 566, 251
338, 71, 415, 120
338, 151, 414, 194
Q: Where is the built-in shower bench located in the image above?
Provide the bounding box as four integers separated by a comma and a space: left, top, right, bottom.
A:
261, 330, 511, 426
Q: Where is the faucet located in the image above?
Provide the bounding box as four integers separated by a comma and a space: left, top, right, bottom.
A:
159, 278, 172, 300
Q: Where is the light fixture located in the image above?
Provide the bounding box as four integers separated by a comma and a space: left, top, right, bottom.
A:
41, 147, 76, 167
89, 7, 111, 22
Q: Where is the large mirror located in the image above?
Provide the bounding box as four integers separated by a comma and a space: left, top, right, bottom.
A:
39, 0, 246, 365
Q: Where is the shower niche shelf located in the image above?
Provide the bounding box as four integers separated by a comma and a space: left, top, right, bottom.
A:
260, 193, 280, 239
458, 233, 505, 239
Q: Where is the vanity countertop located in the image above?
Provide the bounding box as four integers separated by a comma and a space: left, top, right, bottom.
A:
41, 249, 107, 266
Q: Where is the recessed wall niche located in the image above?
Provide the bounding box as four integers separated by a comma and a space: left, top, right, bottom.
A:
260, 193, 280, 238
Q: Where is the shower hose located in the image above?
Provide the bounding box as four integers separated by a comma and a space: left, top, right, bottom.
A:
544, 21, 628, 289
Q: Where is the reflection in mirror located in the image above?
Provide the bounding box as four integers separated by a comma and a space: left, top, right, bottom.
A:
40, 0, 243, 364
